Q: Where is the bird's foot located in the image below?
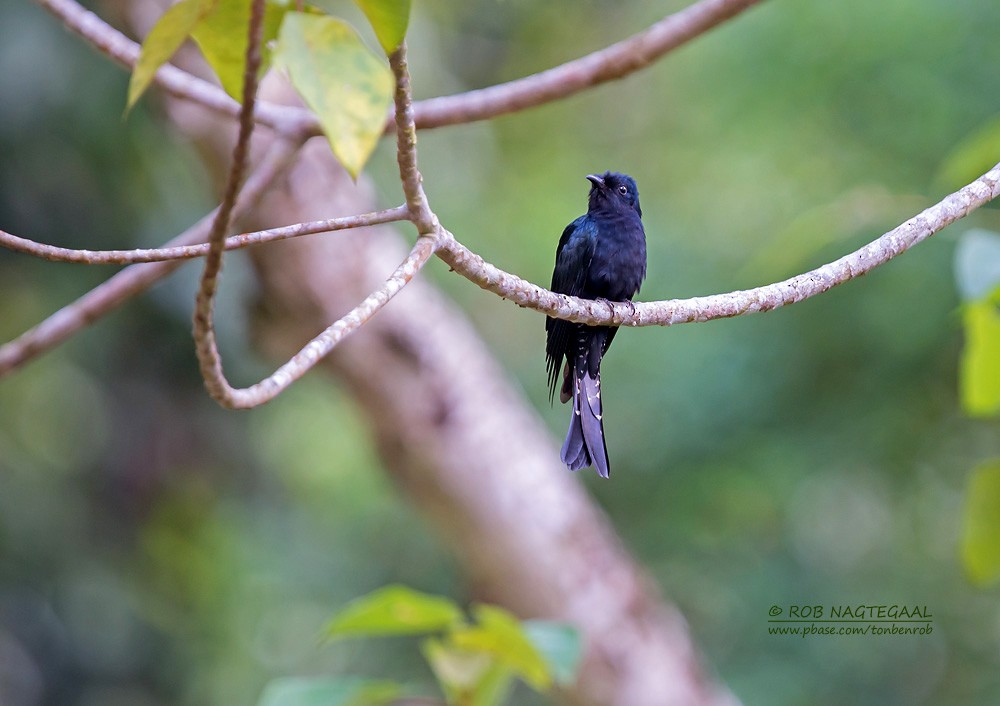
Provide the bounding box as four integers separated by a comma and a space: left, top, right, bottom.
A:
625, 299, 638, 325
595, 297, 616, 323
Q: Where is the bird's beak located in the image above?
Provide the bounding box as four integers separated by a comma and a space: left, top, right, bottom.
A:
586, 174, 605, 188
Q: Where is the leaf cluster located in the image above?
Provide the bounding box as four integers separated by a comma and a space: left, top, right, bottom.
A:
254, 585, 583, 706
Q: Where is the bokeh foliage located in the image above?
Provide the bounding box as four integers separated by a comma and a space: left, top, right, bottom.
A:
2, 0, 1000, 705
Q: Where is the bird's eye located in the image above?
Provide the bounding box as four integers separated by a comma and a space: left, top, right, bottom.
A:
618, 185, 628, 196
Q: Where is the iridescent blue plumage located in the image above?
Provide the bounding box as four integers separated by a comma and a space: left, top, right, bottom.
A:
545, 172, 646, 478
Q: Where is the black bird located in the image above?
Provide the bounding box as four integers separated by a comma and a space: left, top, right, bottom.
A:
546, 172, 646, 478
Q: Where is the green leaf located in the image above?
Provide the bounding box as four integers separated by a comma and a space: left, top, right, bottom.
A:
954, 229, 1000, 301
273, 12, 393, 178
960, 297, 1000, 417
450, 605, 551, 691
422, 637, 513, 706
256, 677, 399, 706
961, 460, 1000, 586
127, 0, 217, 112
325, 585, 464, 638
522, 621, 583, 685
190, 0, 290, 100
352, 0, 411, 54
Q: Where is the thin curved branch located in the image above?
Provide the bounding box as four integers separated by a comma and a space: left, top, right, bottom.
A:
35, 0, 763, 137
0, 207, 408, 264
196, 236, 436, 409
390, 43, 436, 233
192, 0, 267, 404
435, 162, 1000, 326
0, 138, 302, 378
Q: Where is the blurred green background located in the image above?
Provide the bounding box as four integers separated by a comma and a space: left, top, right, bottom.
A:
2, 0, 1000, 704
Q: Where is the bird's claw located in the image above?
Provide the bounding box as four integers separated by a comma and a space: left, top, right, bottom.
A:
595, 297, 616, 323
595, 297, 636, 325
625, 299, 637, 325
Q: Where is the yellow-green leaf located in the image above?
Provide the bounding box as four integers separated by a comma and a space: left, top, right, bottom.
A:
352, 0, 411, 54
421, 637, 512, 706
960, 297, 1000, 417
961, 460, 1000, 586
450, 605, 552, 691
190, 0, 290, 100
273, 12, 393, 178
325, 585, 463, 639
127, 0, 217, 112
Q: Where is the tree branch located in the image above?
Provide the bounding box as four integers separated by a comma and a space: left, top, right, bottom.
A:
35, 0, 764, 137
0, 138, 302, 378
436, 161, 1000, 325
0, 206, 408, 264
191, 0, 269, 404
390, 43, 437, 233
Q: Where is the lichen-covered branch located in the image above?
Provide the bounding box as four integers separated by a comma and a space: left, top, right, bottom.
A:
436, 161, 1000, 326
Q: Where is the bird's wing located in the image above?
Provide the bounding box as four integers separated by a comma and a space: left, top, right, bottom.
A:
551, 217, 593, 294
546, 217, 595, 402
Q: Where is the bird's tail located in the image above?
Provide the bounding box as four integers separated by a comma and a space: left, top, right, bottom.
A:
559, 330, 610, 478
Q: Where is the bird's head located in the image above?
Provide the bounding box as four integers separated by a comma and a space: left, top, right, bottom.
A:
586, 171, 641, 217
